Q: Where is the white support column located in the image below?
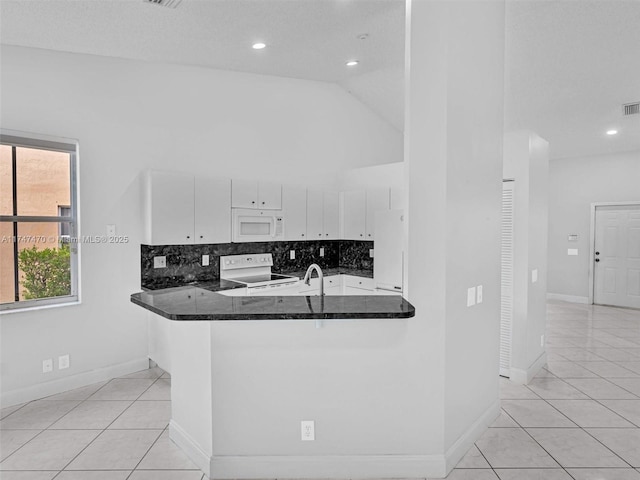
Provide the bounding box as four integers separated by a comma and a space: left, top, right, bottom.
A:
405, 0, 506, 474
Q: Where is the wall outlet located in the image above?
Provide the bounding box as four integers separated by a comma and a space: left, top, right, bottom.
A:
106, 224, 116, 236
531, 269, 538, 283
42, 358, 53, 373
301, 420, 315, 441
290, 250, 295, 260
369, 249, 374, 258
567, 248, 578, 256
541, 335, 545, 347
476, 285, 483, 304
319, 247, 325, 257
467, 287, 476, 307
58, 354, 70, 370
154, 256, 166, 268
202, 254, 210, 267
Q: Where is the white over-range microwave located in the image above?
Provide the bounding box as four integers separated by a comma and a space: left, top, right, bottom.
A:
232, 208, 285, 242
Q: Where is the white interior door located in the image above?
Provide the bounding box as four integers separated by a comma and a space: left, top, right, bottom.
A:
594, 205, 640, 309
500, 181, 514, 377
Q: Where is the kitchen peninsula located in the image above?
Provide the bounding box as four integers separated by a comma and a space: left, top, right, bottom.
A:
131, 284, 415, 321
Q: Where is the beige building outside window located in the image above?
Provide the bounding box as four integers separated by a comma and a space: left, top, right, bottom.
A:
0, 132, 79, 311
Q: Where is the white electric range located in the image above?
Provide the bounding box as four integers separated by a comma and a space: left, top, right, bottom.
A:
220, 253, 299, 295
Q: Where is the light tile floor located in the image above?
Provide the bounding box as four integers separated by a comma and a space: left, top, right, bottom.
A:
0, 301, 639, 479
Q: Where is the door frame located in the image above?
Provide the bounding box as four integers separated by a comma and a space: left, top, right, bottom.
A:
589, 201, 640, 305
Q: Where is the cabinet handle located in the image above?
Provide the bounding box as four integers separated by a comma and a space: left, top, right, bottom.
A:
360, 234, 363, 237
187, 236, 190, 239
368, 234, 372, 237
301, 233, 305, 237
199, 235, 203, 239
318, 233, 322, 237
262, 201, 265, 205
326, 233, 329, 236
251, 201, 256, 204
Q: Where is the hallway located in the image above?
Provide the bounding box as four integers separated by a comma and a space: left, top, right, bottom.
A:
450, 300, 640, 479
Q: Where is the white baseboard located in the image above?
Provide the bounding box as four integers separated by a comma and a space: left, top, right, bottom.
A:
510, 351, 548, 385
0, 357, 150, 407
169, 419, 211, 478
209, 453, 445, 479
547, 293, 589, 304
444, 398, 501, 474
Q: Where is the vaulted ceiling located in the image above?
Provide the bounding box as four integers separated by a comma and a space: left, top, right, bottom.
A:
1, 0, 638, 160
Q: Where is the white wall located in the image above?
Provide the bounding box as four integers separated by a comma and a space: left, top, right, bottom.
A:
504, 131, 549, 383
547, 149, 640, 300
0, 45, 402, 404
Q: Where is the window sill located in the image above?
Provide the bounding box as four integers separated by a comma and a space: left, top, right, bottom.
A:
0, 297, 80, 315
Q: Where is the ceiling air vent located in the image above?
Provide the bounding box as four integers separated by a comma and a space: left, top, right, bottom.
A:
143, 0, 182, 8
623, 102, 640, 116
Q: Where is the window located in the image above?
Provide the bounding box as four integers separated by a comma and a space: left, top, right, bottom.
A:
0, 132, 79, 311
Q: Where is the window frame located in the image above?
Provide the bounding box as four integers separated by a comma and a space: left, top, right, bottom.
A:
0, 130, 80, 312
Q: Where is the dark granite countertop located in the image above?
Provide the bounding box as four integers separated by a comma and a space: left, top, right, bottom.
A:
131, 286, 414, 321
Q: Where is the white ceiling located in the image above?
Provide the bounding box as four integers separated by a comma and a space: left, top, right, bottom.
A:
1, 0, 638, 159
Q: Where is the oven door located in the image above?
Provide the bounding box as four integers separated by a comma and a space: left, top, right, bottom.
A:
232, 209, 284, 242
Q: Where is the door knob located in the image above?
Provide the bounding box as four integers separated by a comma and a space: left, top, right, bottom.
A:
595, 258, 600, 262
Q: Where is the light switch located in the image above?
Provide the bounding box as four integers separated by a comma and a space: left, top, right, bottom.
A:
290, 250, 295, 260
154, 256, 167, 268
568, 249, 578, 256
531, 269, 538, 283
476, 285, 483, 304
369, 249, 374, 258
467, 287, 476, 307
319, 247, 325, 257
202, 255, 210, 266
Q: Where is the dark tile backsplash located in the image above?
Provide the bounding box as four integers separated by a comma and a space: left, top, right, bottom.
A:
141, 240, 373, 290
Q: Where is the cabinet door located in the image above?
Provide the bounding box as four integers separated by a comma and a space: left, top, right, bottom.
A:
258, 182, 282, 210
149, 171, 195, 245
282, 185, 307, 241
390, 186, 407, 211
231, 179, 258, 208
307, 189, 324, 240
365, 187, 390, 240
195, 177, 231, 244
323, 190, 340, 240
342, 190, 366, 240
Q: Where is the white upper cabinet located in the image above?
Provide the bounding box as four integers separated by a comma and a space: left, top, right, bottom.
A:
232, 179, 282, 210
146, 171, 231, 245
148, 171, 195, 245
365, 187, 390, 239
282, 185, 307, 241
342, 190, 367, 240
195, 176, 231, 244
323, 190, 340, 240
231, 179, 258, 209
307, 189, 339, 240
306, 189, 324, 240
257, 182, 282, 210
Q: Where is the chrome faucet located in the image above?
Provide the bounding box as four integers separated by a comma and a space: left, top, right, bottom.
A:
303, 263, 324, 296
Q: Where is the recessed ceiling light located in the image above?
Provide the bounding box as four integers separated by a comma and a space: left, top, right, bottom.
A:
252, 42, 266, 50
346, 60, 359, 67
606, 129, 618, 135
